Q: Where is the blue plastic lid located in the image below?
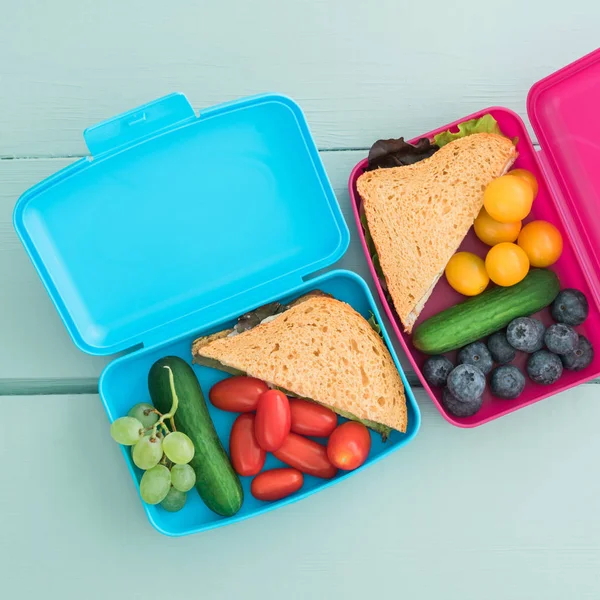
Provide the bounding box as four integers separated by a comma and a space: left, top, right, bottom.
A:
13, 93, 349, 355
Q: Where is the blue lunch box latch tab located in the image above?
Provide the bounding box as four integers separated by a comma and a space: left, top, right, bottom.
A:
84, 93, 196, 157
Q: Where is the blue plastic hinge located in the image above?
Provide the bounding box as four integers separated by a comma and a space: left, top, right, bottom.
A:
83, 93, 196, 157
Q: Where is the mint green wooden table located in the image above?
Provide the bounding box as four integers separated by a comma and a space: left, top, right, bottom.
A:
1, 2, 599, 598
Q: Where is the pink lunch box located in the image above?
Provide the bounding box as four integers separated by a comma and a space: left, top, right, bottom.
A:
349, 48, 600, 427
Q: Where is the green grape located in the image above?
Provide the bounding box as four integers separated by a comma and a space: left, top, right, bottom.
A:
160, 487, 187, 512
170, 463, 196, 492
110, 417, 143, 445
162, 432, 195, 465
128, 403, 159, 429
132, 435, 163, 470
140, 465, 171, 504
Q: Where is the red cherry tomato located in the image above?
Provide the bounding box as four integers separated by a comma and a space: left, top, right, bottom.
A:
289, 399, 338, 438
229, 413, 266, 477
251, 468, 304, 502
209, 376, 268, 412
273, 432, 338, 479
255, 390, 291, 452
327, 422, 371, 471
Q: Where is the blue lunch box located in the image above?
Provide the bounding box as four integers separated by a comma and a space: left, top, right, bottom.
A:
13, 92, 420, 536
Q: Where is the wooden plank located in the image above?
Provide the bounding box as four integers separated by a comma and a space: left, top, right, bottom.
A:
0, 158, 111, 382
0, 150, 395, 385
2, 389, 600, 598
1, 1, 598, 157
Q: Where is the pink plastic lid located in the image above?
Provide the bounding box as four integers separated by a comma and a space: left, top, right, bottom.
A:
528, 48, 600, 305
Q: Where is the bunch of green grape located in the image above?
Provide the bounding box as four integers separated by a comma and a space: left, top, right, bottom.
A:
110, 403, 196, 512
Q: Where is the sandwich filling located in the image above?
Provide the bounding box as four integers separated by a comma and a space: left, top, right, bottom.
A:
192, 292, 408, 438
357, 130, 516, 332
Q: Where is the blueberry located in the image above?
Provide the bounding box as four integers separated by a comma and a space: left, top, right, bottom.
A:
457, 342, 493, 375
487, 331, 517, 364
506, 317, 545, 353
527, 350, 563, 385
544, 323, 579, 355
561, 335, 594, 371
551, 289, 589, 326
490, 365, 526, 399
423, 355, 454, 387
441, 386, 483, 417
447, 364, 486, 403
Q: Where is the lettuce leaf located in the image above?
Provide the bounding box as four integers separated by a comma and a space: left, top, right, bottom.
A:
195, 348, 392, 441
433, 114, 502, 147
359, 206, 387, 290
366, 136, 438, 171
277, 387, 392, 441
367, 311, 382, 337
331, 406, 392, 441
193, 355, 245, 376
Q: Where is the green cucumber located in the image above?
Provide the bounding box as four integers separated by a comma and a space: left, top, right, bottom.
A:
413, 269, 560, 354
148, 356, 243, 517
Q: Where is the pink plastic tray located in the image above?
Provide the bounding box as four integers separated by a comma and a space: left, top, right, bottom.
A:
349, 49, 600, 427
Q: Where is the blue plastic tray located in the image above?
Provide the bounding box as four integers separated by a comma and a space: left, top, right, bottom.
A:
13, 92, 421, 536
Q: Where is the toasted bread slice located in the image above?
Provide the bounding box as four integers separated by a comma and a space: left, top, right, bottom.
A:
192, 295, 407, 433
357, 133, 516, 332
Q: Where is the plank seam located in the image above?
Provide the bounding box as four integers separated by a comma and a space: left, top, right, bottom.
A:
1, 375, 599, 396
1, 142, 542, 162
0, 148, 372, 161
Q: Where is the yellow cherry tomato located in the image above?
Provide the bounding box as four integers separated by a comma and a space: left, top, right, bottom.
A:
485, 242, 530, 287
445, 252, 490, 296
473, 207, 522, 246
510, 168, 539, 199
484, 175, 534, 223
517, 220, 563, 267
